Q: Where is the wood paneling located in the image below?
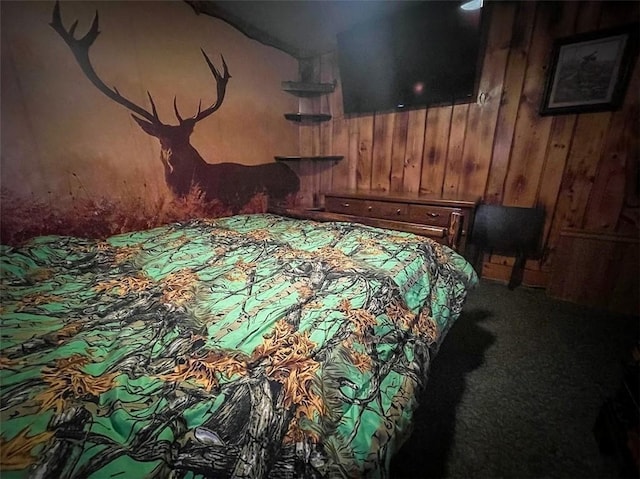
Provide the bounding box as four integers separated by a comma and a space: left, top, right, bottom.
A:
390, 111, 409, 192
420, 106, 452, 197
355, 116, 374, 190
371, 112, 396, 192
403, 109, 427, 194
484, 2, 536, 205
460, 1, 515, 200
297, 0, 639, 294
548, 229, 639, 316
584, 59, 640, 230
546, 112, 612, 260
442, 104, 470, 200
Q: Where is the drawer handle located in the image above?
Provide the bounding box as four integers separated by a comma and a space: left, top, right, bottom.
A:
428, 212, 440, 218
342, 203, 350, 208
368, 206, 373, 211
396, 209, 402, 215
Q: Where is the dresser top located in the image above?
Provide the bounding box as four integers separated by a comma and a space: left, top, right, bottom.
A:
326, 190, 479, 208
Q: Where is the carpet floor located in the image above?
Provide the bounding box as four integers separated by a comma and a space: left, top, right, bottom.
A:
390, 279, 639, 479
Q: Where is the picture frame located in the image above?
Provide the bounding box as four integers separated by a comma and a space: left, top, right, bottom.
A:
540, 24, 638, 116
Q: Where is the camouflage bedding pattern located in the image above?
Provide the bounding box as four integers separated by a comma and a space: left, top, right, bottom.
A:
0, 214, 477, 478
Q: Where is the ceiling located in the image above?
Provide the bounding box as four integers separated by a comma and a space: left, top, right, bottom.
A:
186, 1, 453, 59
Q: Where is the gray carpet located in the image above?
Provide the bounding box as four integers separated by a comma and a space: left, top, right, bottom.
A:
390, 279, 639, 479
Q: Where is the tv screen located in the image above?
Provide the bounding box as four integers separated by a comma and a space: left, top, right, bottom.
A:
337, 1, 485, 115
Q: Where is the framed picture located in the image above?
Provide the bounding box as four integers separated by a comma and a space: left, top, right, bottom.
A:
540, 24, 638, 116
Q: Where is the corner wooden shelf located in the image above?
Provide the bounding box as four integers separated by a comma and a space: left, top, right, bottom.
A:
274, 155, 343, 162
281, 81, 336, 97
284, 113, 332, 123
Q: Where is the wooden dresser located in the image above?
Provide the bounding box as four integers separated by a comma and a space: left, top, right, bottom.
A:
270, 191, 477, 253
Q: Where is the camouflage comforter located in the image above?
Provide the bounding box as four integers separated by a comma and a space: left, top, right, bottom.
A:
0, 214, 477, 478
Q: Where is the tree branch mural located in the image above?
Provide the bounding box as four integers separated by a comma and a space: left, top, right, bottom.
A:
50, 2, 299, 212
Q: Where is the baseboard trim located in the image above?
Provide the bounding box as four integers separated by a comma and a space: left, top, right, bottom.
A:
481, 262, 549, 288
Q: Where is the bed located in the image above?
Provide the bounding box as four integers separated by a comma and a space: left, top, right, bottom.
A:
0, 213, 477, 478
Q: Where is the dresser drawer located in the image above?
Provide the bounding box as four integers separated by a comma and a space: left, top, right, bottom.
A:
408, 204, 459, 227
325, 197, 369, 216
365, 200, 409, 220
325, 197, 410, 220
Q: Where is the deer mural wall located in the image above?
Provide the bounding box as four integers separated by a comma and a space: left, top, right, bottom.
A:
50, 2, 299, 212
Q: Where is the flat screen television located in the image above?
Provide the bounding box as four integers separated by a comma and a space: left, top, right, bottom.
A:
337, 1, 486, 115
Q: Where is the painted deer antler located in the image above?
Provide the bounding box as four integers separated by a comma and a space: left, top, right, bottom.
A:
49, 0, 230, 128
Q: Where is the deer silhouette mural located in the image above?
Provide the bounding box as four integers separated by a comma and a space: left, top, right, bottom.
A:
50, 2, 299, 212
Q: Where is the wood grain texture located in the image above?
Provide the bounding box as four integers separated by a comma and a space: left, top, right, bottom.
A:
330, 118, 351, 191
584, 75, 639, 230
420, 106, 452, 197
548, 229, 639, 316
514, 2, 582, 271
297, 122, 315, 207
390, 111, 409, 192
537, 114, 577, 269
442, 104, 470, 199
460, 2, 515, 200
546, 112, 611, 252
582, 0, 640, 232
402, 109, 427, 194
355, 116, 374, 190
502, 2, 560, 208
371, 112, 395, 192
484, 2, 536, 204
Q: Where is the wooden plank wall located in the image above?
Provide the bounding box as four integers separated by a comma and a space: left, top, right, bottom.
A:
548, 229, 639, 315
294, 0, 639, 287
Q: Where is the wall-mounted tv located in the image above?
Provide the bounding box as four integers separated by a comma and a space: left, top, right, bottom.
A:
337, 1, 486, 115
